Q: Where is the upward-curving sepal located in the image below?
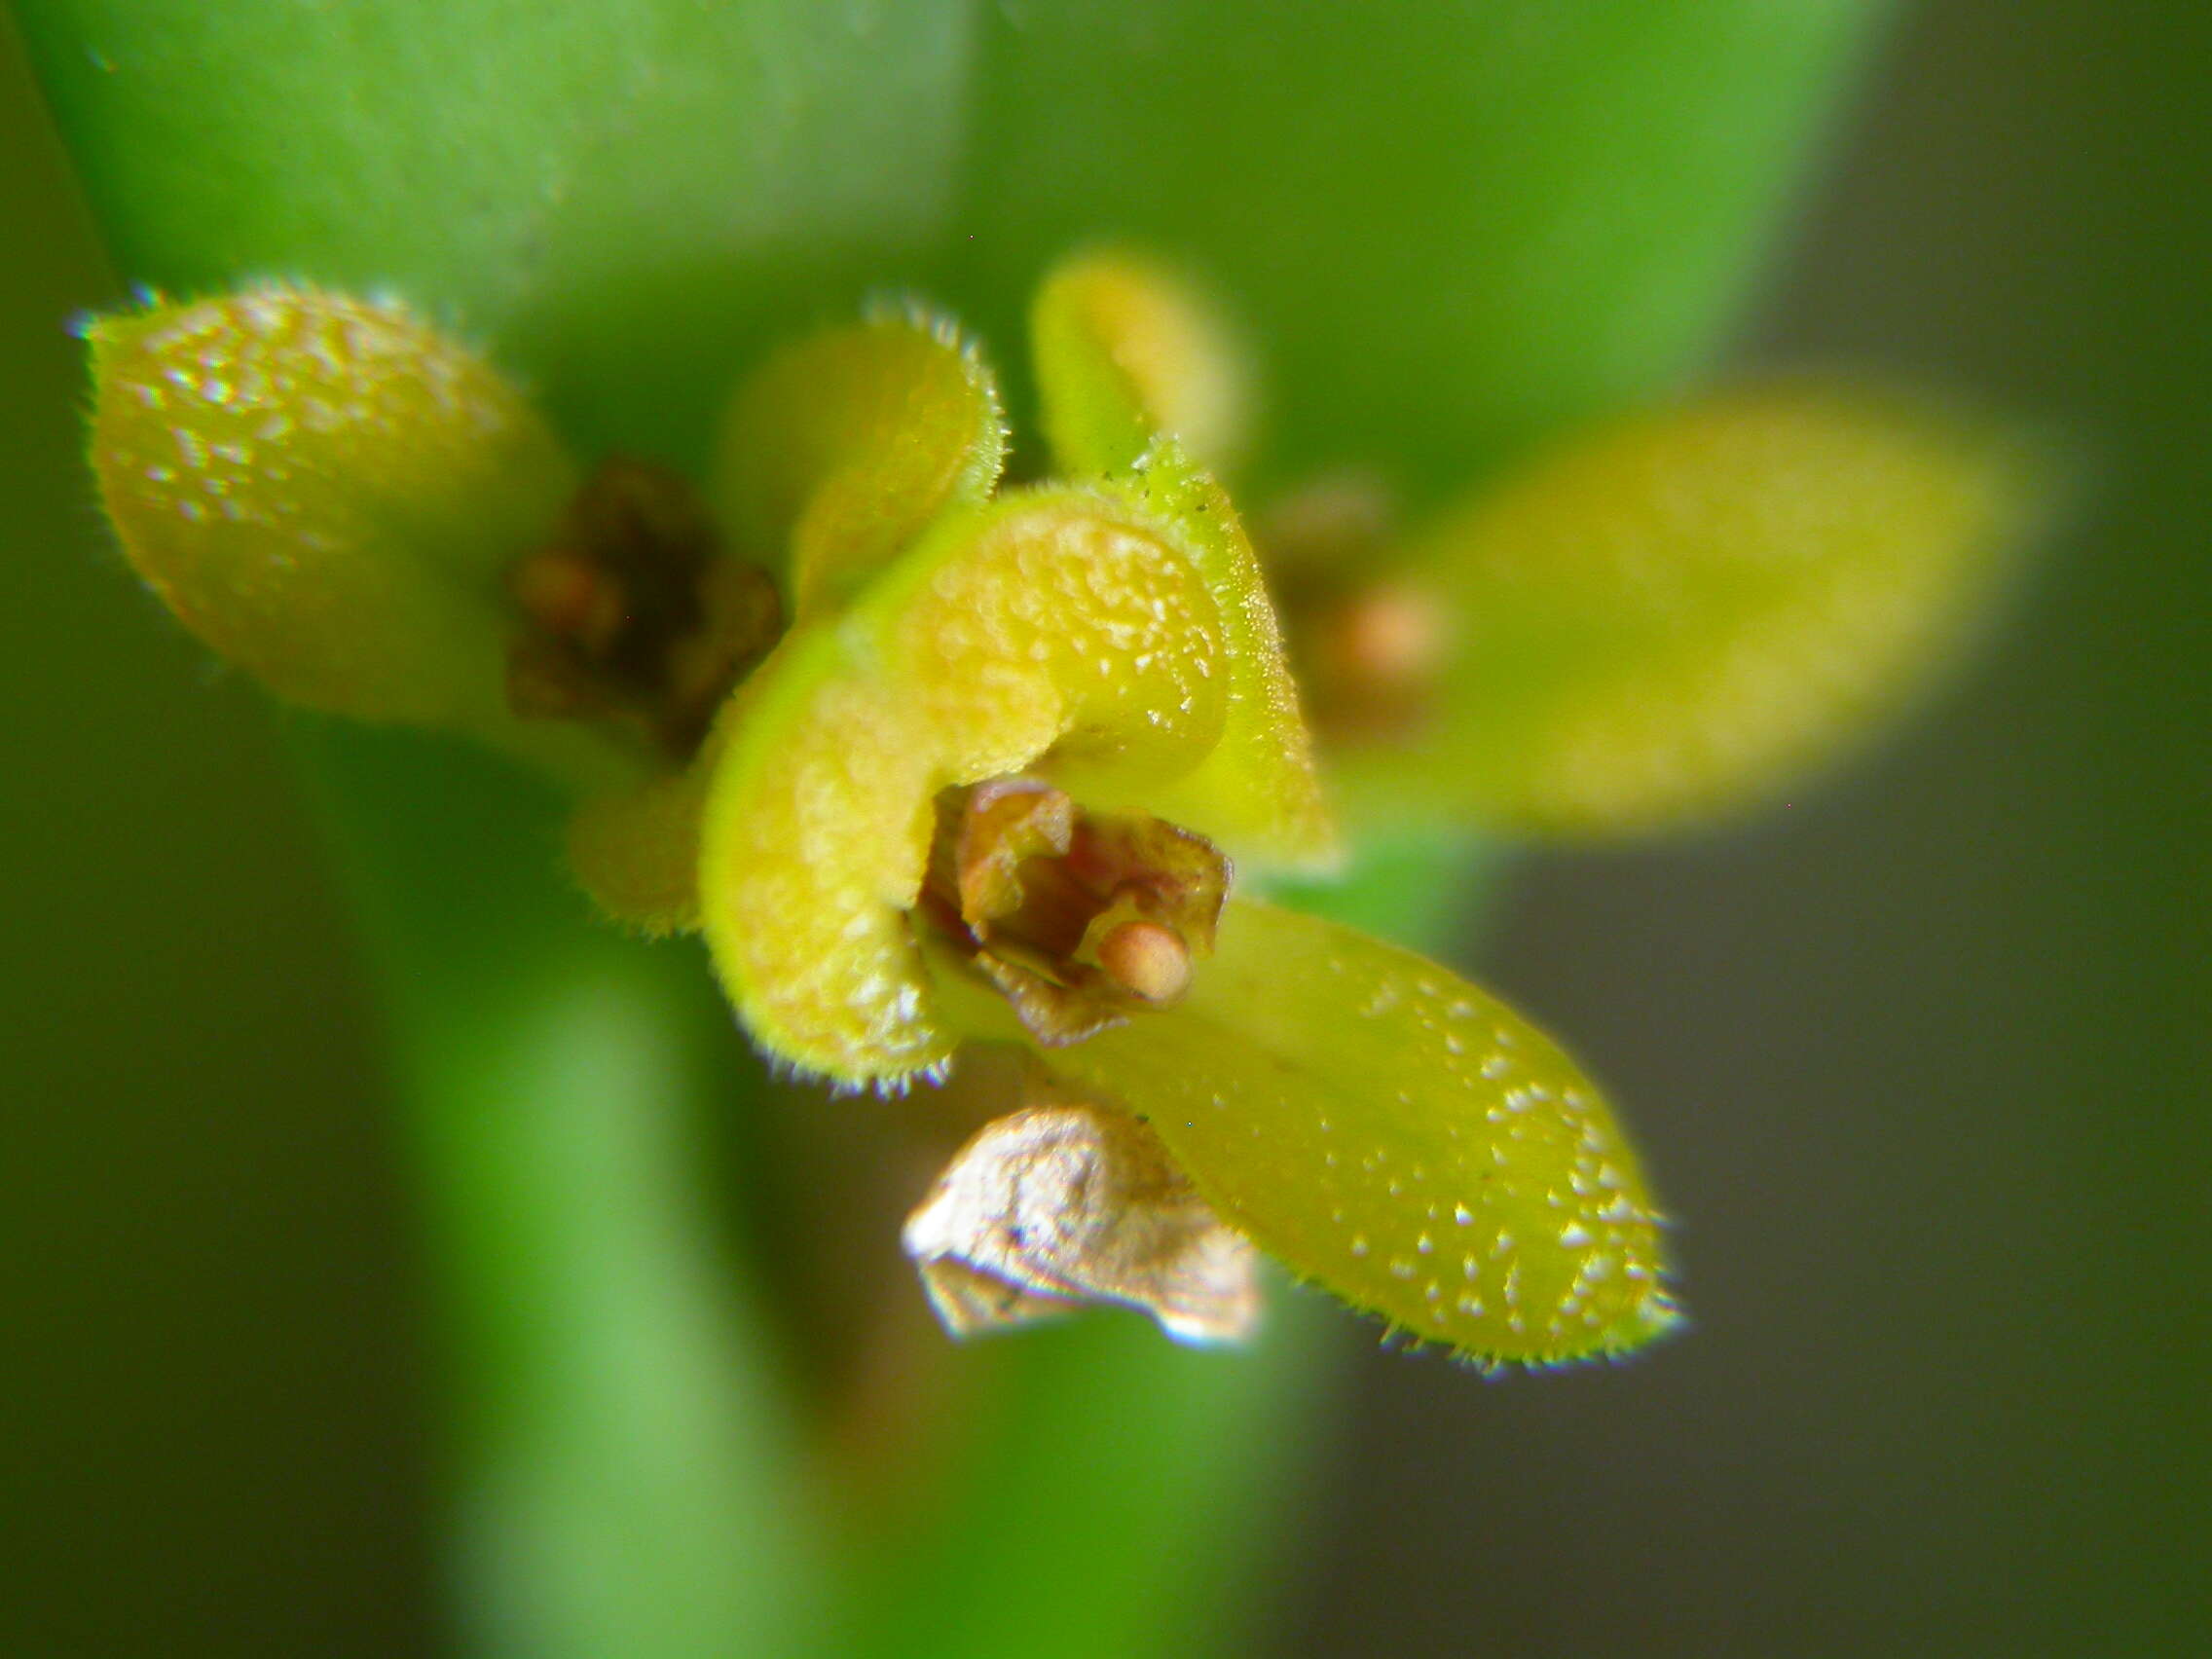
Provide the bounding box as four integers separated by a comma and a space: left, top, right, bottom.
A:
1333, 384, 2050, 836
88, 285, 578, 730
937, 900, 1678, 1365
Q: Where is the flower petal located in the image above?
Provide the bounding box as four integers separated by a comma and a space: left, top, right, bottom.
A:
1031, 264, 1331, 866
711, 305, 1007, 620
566, 751, 717, 936
1334, 385, 2049, 835
941, 900, 1678, 1364
699, 486, 1238, 1086
88, 285, 578, 731
1031, 248, 1251, 478
1098, 443, 1338, 871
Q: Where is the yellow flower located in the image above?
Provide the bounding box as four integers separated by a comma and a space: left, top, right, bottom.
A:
86, 258, 2036, 1367
582, 300, 1674, 1361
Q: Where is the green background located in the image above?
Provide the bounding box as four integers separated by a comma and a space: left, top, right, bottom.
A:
1, 3, 2202, 1655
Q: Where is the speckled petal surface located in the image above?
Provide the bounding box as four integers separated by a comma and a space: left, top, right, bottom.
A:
89, 286, 576, 727
967, 900, 1679, 1363
1072, 443, 1337, 873
699, 486, 1232, 1086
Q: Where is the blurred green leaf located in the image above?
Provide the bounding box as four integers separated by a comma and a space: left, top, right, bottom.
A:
16, 2, 976, 1651
13, 0, 977, 462
296, 725, 824, 1659
943, 1, 1892, 496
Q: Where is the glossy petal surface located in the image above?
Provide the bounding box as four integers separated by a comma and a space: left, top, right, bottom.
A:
713, 309, 1007, 619
944, 901, 1677, 1363
89, 286, 577, 727
1340, 386, 2046, 834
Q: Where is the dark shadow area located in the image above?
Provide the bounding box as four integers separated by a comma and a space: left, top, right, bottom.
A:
0, 25, 439, 1658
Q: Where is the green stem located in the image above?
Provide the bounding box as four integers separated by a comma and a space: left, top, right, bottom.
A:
294, 722, 825, 1657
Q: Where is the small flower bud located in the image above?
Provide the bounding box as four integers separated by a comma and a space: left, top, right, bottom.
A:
1090, 920, 1193, 1006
